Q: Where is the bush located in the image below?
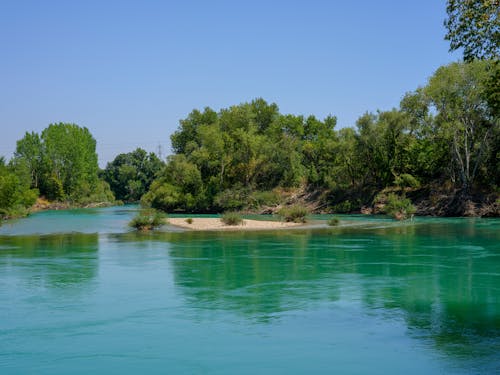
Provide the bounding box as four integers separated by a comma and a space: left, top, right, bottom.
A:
278, 204, 309, 223
221, 211, 244, 226
327, 217, 340, 226
214, 187, 249, 211
384, 193, 416, 220
394, 173, 420, 189
185, 218, 193, 224
249, 190, 281, 208
129, 209, 165, 231
331, 199, 360, 213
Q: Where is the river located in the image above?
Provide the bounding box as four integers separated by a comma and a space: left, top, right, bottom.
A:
1, 206, 499, 374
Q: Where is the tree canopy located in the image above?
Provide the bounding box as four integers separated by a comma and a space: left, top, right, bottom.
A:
140, 64, 498, 216
445, 0, 500, 61
103, 148, 164, 202
12, 123, 113, 204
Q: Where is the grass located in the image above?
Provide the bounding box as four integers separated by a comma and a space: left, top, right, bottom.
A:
278, 204, 309, 223
129, 209, 165, 231
384, 193, 416, 220
221, 211, 244, 226
327, 217, 340, 226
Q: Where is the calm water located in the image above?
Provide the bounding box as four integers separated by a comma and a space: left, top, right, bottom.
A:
1, 207, 499, 374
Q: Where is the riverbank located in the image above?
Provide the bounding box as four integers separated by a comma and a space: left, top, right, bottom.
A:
30, 197, 117, 213
168, 217, 304, 231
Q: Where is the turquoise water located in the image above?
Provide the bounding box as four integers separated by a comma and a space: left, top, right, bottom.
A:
1, 207, 499, 374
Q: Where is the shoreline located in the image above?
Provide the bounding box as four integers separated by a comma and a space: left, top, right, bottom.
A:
168, 217, 305, 231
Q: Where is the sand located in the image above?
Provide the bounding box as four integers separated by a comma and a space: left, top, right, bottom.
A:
168, 217, 304, 231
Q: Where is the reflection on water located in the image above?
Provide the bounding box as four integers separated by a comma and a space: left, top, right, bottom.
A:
0, 233, 98, 289
161, 223, 500, 363
0, 207, 499, 374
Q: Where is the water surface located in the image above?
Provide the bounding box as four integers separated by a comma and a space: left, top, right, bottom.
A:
1, 207, 499, 374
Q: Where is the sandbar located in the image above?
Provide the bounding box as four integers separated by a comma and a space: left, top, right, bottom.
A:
168, 217, 304, 231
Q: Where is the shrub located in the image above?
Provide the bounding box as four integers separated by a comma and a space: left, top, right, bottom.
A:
327, 217, 340, 226
384, 193, 416, 220
185, 218, 193, 224
331, 199, 358, 213
249, 190, 281, 208
221, 211, 243, 226
278, 204, 309, 223
394, 173, 420, 189
129, 209, 165, 231
214, 187, 249, 211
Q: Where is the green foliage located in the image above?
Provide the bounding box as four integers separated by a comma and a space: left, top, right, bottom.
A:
214, 187, 249, 211
394, 174, 420, 189
142, 182, 184, 212
420, 61, 495, 191
278, 204, 309, 223
129, 209, 165, 231
445, 0, 499, 61
143, 75, 497, 216
220, 211, 244, 226
331, 200, 357, 213
0, 159, 38, 219
12, 123, 113, 205
103, 148, 164, 202
327, 217, 340, 226
185, 218, 193, 224
383, 193, 416, 220
249, 190, 281, 208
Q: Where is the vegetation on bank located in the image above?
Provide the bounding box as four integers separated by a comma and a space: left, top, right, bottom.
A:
278, 205, 309, 223
129, 209, 165, 231
138, 59, 497, 217
220, 212, 244, 226
1, 123, 116, 221
1, 1, 498, 221
102, 148, 164, 202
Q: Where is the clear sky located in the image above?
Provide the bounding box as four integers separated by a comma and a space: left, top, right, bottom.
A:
0, 0, 460, 166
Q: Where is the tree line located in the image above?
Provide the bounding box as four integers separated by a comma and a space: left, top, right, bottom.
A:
1, 0, 498, 219
141, 60, 498, 215
1, 59, 498, 219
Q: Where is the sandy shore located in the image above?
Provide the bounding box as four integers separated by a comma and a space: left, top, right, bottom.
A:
168, 217, 304, 231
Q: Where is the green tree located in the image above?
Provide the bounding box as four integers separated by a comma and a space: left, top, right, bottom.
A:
142, 154, 203, 212
13, 132, 43, 188
103, 148, 164, 202
0, 157, 38, 219
410, 61, 497, 192
12, 123, 113, 204
40, 123, 99, 200
445, 0, 499, 61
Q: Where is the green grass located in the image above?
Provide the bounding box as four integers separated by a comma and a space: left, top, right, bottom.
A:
129, 209, 166, 231
327, 217, 340, 226
278, 204, 309, 223
221, 211, 244, 226
384, 193, 416, 220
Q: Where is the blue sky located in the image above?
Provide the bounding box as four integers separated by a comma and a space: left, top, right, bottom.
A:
0, 0, 460, 166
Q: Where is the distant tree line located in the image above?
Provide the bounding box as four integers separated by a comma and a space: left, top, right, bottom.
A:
1, 123, 116, 219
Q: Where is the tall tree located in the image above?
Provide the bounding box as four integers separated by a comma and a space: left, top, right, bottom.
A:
103, 148, 164, 202
41, 123, 99, 199
13, 132, 43, 189
421, 61, 495, 192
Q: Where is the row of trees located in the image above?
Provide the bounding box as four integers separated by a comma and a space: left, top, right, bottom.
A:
1, 121, 164, 220
140, 0, 499, 215
140, 59, 497, 214
2, 0, 498, 218
1, 123, 116, 219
